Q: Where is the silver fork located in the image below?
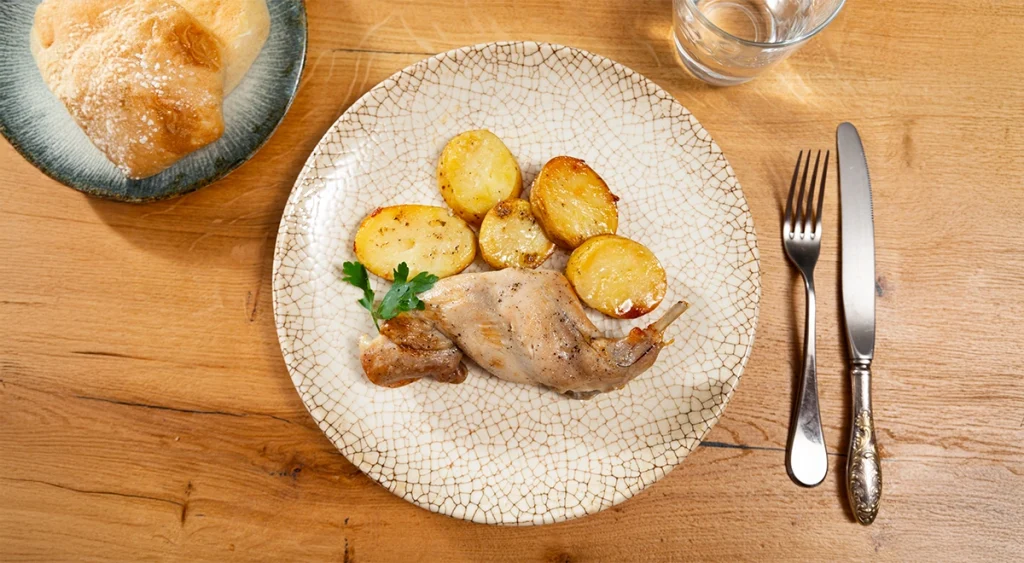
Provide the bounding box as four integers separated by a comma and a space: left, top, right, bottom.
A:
783, 150, 830, 487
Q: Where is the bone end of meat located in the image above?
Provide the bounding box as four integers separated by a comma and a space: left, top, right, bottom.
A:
650, 301, 689, 334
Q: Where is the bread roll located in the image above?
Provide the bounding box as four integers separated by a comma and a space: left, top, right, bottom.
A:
174, 0, 270, 94
31, 0, 226, 179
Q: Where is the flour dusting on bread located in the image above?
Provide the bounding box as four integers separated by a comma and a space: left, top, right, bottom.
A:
32, 0, 227, 179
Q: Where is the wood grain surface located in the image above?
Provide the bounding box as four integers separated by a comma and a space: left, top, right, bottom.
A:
2, 0, 1023, 560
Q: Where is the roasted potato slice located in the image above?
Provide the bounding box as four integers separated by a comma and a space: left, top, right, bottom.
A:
478, 198, 555, 269
565, 235, 667, 319
529, 156, 619, 249
437, 130, 522, 225
354, 205, 476, 280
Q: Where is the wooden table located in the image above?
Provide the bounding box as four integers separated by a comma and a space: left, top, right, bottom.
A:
3, 0, 1022, 560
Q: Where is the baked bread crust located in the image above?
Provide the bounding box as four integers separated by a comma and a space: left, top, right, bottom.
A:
31, 0, 226, 179
175, 0, 270, 94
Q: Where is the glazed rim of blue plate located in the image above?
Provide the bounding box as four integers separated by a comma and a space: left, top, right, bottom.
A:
0, 0, 307, 203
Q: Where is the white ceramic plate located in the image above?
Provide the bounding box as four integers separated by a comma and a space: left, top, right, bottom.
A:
274, 42, 760, 525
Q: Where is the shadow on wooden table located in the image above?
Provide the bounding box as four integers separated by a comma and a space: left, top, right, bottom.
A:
835, 267, 858, 524
83, 169, 287, 262
80, 21, 346, 262
629, 0, 722, 93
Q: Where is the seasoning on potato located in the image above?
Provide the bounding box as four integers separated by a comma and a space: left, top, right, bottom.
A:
478, 198, 555, 269
437, 130, 522, 226
354, 205, 476, 280
529, 156, 619, 249
565, 235, 667, 319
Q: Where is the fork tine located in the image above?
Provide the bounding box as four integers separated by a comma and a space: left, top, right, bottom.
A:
805, 150, 821, 236
784, 150, 802, 236
815, 150, 829, 235
794, 150, 812, 235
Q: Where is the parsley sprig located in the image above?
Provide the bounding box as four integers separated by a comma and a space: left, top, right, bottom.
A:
341, 261, 439, 331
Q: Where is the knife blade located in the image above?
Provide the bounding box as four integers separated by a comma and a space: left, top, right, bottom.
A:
838, 122, 875, 360
837, 122, 881, 525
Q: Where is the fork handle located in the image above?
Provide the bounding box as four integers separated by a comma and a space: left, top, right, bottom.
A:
847, 360, 881, 524
786, 275, 828, 487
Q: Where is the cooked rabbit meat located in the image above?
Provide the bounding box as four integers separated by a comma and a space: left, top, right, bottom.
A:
358, 268, 687, 397
359, 314, 467, 387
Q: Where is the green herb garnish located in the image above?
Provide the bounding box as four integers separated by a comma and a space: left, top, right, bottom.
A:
341, 261, 376, 326
341, 261, 439, 331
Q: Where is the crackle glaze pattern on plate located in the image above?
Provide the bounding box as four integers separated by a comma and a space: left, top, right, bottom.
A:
0, 0, 306, 202
273, 42, 760, 525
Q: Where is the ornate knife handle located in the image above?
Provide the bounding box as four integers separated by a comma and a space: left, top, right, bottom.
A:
847, 360, 881, 524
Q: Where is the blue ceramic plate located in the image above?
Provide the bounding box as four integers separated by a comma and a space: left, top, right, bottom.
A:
0, 0, 306, 202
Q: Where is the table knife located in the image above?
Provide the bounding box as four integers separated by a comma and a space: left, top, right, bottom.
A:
837, 122, 881, 525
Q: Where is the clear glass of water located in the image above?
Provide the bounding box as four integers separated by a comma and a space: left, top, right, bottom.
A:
673, 0, 845, 86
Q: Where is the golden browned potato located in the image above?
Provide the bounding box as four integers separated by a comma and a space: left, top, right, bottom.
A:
565, 235, 667, 319
529, 156, 619, 249
354, 205, 476, 280
477, 198, 555, 269
437, 130, 522, 225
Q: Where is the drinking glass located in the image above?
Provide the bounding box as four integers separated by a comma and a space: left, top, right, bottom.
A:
672, 0, 845, 86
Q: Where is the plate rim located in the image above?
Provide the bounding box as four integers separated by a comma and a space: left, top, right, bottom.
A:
273, 40, 762, 525
0, 0, 308, 203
